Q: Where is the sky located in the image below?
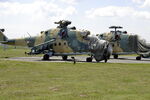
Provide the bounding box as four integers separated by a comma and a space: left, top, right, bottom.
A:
1, 0, 150, 41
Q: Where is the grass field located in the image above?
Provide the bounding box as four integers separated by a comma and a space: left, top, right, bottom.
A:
0, 46, 42, 58
0, 46, 150, 100
0, 46, 29, 58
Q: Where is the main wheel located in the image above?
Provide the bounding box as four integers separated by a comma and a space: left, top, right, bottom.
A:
43, 54, 49, 60
136, 56, 141, 60
86, 57, 92, 62
114, 54, 118, 59
62, 56, 68, 60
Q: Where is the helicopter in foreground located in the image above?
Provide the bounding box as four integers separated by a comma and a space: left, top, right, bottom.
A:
0, 20, 112, 62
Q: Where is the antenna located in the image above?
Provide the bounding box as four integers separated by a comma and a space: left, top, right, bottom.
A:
27, 32, 31, 38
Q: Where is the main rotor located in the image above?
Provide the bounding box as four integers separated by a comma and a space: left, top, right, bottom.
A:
54, 20, 71, 28
109, 26, 123, 34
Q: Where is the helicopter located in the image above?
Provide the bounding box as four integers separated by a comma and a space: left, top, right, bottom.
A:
97, 26, 150, 60
0, 20, 112, 62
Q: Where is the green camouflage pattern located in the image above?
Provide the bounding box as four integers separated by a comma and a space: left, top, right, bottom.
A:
1, 28, 90, 53
98, 31, 137, 54
98, 26, 150, 59
0, 20, 112, 62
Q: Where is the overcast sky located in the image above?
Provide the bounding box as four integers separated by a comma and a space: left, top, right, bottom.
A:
1, 0, 150, 41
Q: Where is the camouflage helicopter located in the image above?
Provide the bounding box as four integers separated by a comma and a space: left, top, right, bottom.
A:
0, 20, 112, 62
97, 26, 150, 60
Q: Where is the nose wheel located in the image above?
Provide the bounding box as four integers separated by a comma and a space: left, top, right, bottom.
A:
86, 57, 93, 62
104, 58, 108, 63
136, 56, 141, 60
113, 54, 118, 59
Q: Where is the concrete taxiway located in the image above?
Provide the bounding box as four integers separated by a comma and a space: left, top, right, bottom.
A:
6, 56, 150, 63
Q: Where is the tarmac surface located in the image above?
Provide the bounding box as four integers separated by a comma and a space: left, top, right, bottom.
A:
7, 56, 150, 63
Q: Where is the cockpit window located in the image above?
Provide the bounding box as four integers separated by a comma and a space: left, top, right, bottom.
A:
99, 34, 105, 40
45, 31, 49, 36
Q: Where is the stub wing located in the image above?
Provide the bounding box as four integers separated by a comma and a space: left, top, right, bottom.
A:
28, 38, 56, 55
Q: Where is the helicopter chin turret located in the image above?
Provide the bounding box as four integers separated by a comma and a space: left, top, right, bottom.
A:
94, 42, 112, 63
88, 36, 112, 62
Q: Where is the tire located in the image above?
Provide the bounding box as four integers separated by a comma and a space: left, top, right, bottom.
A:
114, 54, 118, 59
136, 56, 141, 60
43, 54, 49, 60
62, 56, 68, 60
86, 57, 92, 62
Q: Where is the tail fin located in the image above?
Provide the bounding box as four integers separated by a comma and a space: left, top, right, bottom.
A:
0, 29, 8, 42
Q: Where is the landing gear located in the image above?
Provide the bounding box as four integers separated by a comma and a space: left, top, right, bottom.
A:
104, 58, 108, 63
96, 60, 100, 62
43, 54, 49, 60
86, 57, 93, 62
136, 56, 141, 60
114, 54, 118, 59
62, 56, 68, 60
71, 57, 76, 64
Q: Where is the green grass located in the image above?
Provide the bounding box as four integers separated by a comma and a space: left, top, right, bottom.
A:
0, 48, 28, 58
0, 46, 150, 100
0, 60, 150, 100
0, 45, 29, 58
0, 46, 41, 58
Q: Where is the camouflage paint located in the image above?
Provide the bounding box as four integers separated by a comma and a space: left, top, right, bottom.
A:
98, 31, 143, 54
0, 20, 112, 62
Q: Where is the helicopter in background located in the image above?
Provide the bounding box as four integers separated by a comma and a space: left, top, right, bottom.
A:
97, 26, 150, 60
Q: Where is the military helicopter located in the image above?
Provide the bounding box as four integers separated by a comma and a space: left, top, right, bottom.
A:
97, 26, 150, 60
0, 20, 112, 62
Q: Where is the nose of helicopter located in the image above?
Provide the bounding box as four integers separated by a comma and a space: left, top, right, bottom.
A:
89, 37, 112, 62
95, 40, 112, 62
